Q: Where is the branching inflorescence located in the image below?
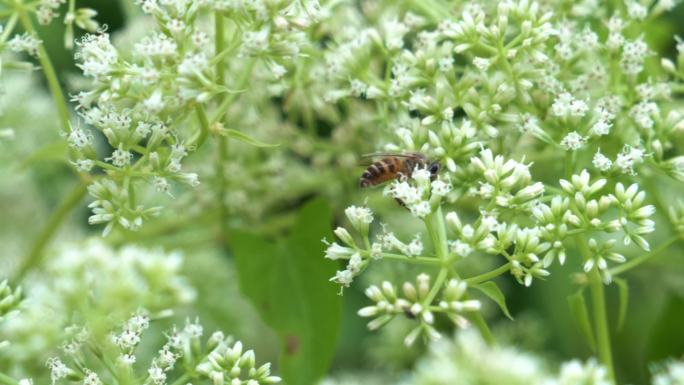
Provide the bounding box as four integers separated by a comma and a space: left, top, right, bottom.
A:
321, 0, 684, 378
43, 313, 280, 385
66, 0, 328, 235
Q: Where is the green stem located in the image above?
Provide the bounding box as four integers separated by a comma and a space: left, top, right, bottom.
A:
0, 13, 18, 43
564, 150, 575, 180
210, 58, 256, 125
424, 206, 449, 259
214, 11, 228, 237
190, 105, 210, 149
0, 372, 18, 385
424, 206, 495, 345
14, 182, 87, 280
362, 251, 442, 266
472, 313, 495, 344
608, 236, 678, 276
578, 236, 615, 382
17, 9, 70, 134
423, 268, 448, 305
410, 0, 449, 21
589, 268, 615, 382
169, 374, 191, 385
465, 263, 511, 285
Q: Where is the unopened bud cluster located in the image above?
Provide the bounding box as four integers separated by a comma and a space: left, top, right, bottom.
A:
45, 313, 280, 385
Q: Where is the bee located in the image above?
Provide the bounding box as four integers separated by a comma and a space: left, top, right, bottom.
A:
359, 152, 440, 188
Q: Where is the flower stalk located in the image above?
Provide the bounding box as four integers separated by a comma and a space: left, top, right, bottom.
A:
579, 235, 615, 382
14, 182, 87, 280
17, 7, 70, 134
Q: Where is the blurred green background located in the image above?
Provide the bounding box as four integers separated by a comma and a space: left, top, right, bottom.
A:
2, 1, 684, 384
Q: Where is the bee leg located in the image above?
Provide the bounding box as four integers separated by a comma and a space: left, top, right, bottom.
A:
403, 306, 416, 320
394, 197, 411, 211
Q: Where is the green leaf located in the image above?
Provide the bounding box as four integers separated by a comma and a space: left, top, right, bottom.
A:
567, 289, 596, 352
230, 198, 341, 385
473, 281, 514, 320
224, 128, 279, 148
614, 277, 629, 332
18, 140, 69, 170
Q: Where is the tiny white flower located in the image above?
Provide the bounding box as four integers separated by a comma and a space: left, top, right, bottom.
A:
406, 236, 423, 256
410, 201, 432, 218
46, 358, 69, 385
560, 131, 585, 151
330, 270, 353, 287
107, 145, 133, 168
591, 120, 613, 136
148, 365, 166, 385
431, 179, 452, 196
593, 150, 613, 172
347, 253, 362, 273
67, 128, 90, 148
473, 57, 491, 71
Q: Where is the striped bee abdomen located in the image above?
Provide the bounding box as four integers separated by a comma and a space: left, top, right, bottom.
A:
359, 157, 403, 187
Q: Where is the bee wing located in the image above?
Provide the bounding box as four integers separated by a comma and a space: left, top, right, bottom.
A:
360, 152, 421, 159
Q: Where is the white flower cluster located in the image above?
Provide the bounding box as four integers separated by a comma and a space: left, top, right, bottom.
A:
69, 0, 329, 235
383, 167, 452, 218
195, 332, 282, 385
404, 330, 546, 385
652, 359, 684, 385
46, 314, 280, 385
317, 0, 678, 351
316, 0, 684, 186
0, 239, 195, 367
0, 280, 21, 319
8, 33, 42, 57
534, 170, 655, 282
404, 330, 619, 385
0, 280, 22, 350
358, 275, 481, 346
548, 359, 611, 385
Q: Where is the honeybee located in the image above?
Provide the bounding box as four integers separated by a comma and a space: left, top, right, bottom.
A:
359, 152, 440, 188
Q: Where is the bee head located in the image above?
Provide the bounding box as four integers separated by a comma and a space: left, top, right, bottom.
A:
428, 161, 441, 180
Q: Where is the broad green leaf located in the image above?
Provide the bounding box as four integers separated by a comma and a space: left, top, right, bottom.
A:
645, 293, 684, 363
224, 128, 279, 148
474, 281, 514, 320
18, 140, 69, 169
230, 198, 341, 385
568, 289, 596, 352
614, 278, 629, 332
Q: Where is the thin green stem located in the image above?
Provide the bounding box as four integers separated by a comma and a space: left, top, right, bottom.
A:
424, 206, 449, 259
410, 0, 450, 21
14, 182, 87, 280
424, 206, 495, 345
608, 236, 678, 276
210, 58, 256, 125
0, 12, 18, 43
465, 263, 511, 285
361, 251, 442, 266
578, 235, 615, 382
472, 312, 495, 344
422, 207, 450, 304
190, 104, 210, 149
214, 11, 228, 236
423, 268, 449, 305
589, 268, 614, 382
564, 150, 575, 180
169, 374, 191, 385
0, 372, 18, 385
17, 8, 70, 134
